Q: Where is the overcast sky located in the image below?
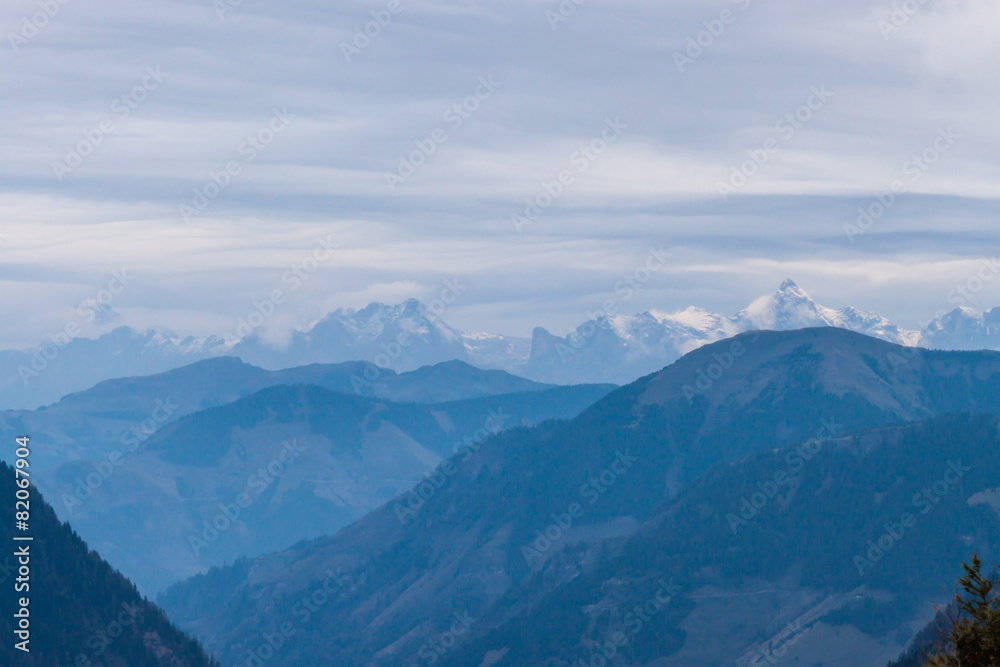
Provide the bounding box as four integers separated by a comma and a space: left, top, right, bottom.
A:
0, 0, 997, 347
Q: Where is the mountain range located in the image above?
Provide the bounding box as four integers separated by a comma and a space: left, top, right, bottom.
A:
6, 280, 1000, 410
0, 356, 560, 472
0, 356, 612, 593
156, 327, 1000, 666
35, 380, 614, 594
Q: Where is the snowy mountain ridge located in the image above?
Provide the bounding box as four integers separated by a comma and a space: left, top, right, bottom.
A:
2, 280, 997, 407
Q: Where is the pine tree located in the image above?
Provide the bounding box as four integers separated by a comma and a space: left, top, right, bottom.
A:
925, 555, 1000, 666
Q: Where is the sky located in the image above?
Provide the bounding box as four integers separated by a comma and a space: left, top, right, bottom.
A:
0, 0, 997, 348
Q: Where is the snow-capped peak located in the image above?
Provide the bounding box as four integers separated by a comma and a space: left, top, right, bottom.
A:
731, 279, 832, 331
10, 283, 1000, 410
650, 306, 725, 334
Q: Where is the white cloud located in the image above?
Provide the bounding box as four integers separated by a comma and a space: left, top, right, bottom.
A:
0, 0, 996, 347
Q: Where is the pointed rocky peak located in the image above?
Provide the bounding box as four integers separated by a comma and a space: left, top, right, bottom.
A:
398, 297, 427, 316
731, 279, 830, 332
944, 306, 984, 321
771, 278, 817, 307
351, 300, 418, 321
308, 299, 447, 339
776, 278, 805, 294
920, 307, 980, 334
916, 306, 1000, 351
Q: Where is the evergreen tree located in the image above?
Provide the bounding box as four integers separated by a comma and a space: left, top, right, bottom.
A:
925, 555, 1000, 667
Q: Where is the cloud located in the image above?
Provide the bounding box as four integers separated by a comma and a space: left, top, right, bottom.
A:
0, 0, 996, 347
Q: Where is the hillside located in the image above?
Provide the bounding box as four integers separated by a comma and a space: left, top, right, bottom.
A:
37, 382, 613, 594
0, 459, 217, 666
0, 356, 557, 471
157, 328, 1000, 665
444, 413, 999, 666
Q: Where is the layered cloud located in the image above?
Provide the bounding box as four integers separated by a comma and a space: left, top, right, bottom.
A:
0, 0, 996, 347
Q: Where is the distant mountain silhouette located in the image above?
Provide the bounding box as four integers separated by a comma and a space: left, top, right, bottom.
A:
6, 281, 1000, 409
0, 356, 558, 471
35, 380, 614, 593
